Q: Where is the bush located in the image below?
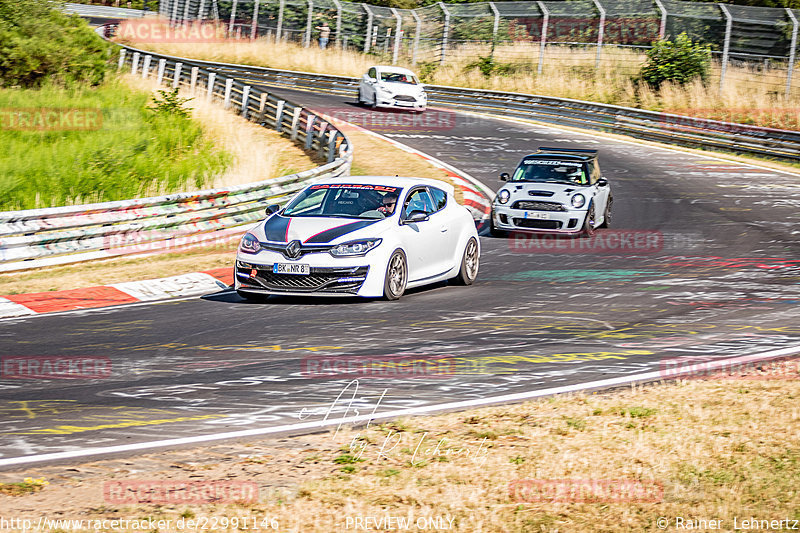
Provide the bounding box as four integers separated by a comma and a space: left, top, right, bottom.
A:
0, 0, 112, 88
464, 56, 520, 78
638, 33, 711, 90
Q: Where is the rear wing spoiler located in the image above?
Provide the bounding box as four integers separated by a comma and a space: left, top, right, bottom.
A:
537, 146, 598, 156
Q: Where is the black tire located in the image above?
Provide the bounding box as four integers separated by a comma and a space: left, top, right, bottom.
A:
490, 212, 507, 238
383, 250, 407, 300
452, 237, 479, 286
598, 196, 612, 228
356, 89, 363, 105
237, 290, 268, 302
369, 94, 378, 110
582, 204, 597, 237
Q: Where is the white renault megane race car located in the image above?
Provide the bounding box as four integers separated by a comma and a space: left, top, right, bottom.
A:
491, 147, 612, 236
357, 65, 427, 112
235, 176, 479, 300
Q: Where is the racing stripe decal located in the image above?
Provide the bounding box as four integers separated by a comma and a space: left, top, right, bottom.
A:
262, 215, 291, 242
304, 220, 379, 244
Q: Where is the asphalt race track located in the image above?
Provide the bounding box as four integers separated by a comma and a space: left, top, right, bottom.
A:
1, 82, 800, 466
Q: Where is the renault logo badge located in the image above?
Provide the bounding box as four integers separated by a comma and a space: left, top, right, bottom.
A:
285, 240, 302, 259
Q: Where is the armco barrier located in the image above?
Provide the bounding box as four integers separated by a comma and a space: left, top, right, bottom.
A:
0, 44, 353, 273
171, 57, 800, 162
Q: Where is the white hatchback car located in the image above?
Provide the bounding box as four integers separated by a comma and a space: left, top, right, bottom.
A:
357, 65, 427, 112
235, 176, 479, 300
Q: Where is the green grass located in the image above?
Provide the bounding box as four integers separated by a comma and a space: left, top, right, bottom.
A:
0, 77, 230, 211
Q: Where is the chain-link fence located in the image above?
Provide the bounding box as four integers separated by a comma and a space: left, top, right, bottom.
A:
160, 0, 800, 96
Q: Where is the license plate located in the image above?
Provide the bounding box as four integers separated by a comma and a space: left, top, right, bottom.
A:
525, 211, 551, 220
272, 263, 310, 275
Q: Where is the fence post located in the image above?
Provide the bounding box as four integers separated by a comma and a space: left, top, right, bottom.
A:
290, 107, 303, 140
591, 0, 606, 69
251, 0, 260, 39
212, 0, 220, 23
305, 0, 314, 47
156, 58, 166, 85
182, 0, 191, 25
276, 0, 284, 42
118, 49, 126, 71
142, 55, 152, 79
536, 2, 549, 75
411, 9, 421, 65
275, 100, 286, 131
207, 72, 216, 101
224, 78, 233, 108
439, 2, 450, 65
170, 0, 179, 25
241, 85, 251, 117
786, 8, 798, 99
172, 62, 183, 88
190, 66, 199, 92
363, 4, 374, 53
131, 52, 140, 76
488, 2, 500, 58
332, 0, 342, 48
653, 0, 667, 39
719, 4, 732, 93
198, 0, 207, 20
391, 8, 402, 64
228, 0, 238, 37
305, 115, 317, 149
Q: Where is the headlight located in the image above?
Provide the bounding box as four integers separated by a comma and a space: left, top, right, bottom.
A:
329, 238, 382, 257
496, 190, 510, 204
571, 194, 586, 208
239, 232, 261, 254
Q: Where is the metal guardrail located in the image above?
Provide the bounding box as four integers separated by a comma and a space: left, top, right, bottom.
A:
183, 60, 800, 162
0, 45, 353, 273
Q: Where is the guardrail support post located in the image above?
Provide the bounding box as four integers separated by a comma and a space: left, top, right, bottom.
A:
207, 72, 216, 101
305, 115, 317, 149
653, 0, 667, 39
223, 78, 233, 108
241, 85, 251, 117
172, 62, 183, 88
251, 0, 260, 39
719, 4, 732, 94
290, 107, 303, 140
332, 0, 342, 48
363, 4, 374, 53
327, 130, 338, 163
305, 0, 314, 47
275, 100, 286, 131
190, 66, 199, 93
317, 122, 329, 157
439, 2, 450, 65
157, 59, 166, 85
276, 0, 285, 42
131, 52, 140, 76
228, 0, 238, 37
118, 49, 126, 71
142, 55, 152, 79
258, 92, 269, 123
488, 2, 500, 58
391, 8, 402, 64
536, 1, 549, 75
411, 9, 421, 65
786, 8, 798, 99
591, 0, 606, 69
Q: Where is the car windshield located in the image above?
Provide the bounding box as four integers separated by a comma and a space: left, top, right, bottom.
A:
283, 184, 403, 219
379, 71, 418, 85
511, 158, 590, 186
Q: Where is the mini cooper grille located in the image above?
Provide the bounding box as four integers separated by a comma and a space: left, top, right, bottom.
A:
238, 265, 369, 293
394, 95, 417, 102
512, 200, 567, 212
528, 190, 555, 197
513, 218, 563, 230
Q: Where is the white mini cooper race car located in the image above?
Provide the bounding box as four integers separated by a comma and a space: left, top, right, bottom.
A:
357, 65, 427, 112
491, 147, 612, 236
235, 176, 479, 301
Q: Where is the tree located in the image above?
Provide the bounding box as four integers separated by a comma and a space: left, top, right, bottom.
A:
639, 32, 711, 90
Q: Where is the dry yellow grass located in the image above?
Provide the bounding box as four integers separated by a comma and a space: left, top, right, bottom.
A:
2, 374, 799, 531
139, 38, 800, 130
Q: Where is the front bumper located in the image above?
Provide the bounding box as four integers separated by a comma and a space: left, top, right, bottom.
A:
376, 95, 426, 111
492, 205, 589, 235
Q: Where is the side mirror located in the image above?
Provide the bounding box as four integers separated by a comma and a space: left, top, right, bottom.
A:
403, 211, 430, 224
499, 173, 510, 181
597, 177, 608, 187
265, 204, 281, 216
